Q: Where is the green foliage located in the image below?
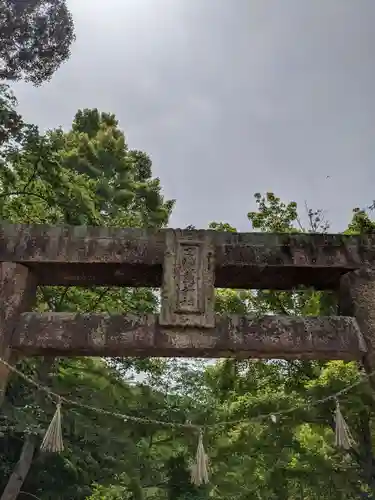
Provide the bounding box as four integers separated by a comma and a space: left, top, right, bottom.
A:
0, 84, 24, 145
248, 192, 299, 232
88, 483, 130, 499
0, 0, 75, 85
2, 89, 375, 499
0, 97, 178, 499
202, 193, 375, 499
346, 207, 375, 234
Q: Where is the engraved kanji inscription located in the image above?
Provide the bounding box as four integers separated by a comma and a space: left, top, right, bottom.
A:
177, 243, 201, 313
160, 229, 215, 328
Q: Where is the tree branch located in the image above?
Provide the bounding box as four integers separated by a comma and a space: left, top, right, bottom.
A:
57, 287, 70, 311
0, 190, 52, 205
20, 492, 41, 500
21, 157, 41, 193
39, 288, 55, 311
91, 287, 110, 311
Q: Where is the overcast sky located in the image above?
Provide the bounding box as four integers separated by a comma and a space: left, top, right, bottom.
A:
13, 0, 375, 232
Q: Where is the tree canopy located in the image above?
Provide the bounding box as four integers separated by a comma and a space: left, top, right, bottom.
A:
1, 84, 375, 500
0, 0, 75, 85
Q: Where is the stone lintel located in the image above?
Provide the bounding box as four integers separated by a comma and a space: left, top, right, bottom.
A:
0, 223, 373, 289
11, 312, 366, 360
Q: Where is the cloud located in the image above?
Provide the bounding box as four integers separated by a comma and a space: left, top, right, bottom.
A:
13, 0, 375, 230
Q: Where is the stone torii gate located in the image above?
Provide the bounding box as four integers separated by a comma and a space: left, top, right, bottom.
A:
1, 223, 375, 394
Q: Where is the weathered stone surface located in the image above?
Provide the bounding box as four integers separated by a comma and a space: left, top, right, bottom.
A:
0, 263, 37, 404
0, 223, 165, 264
160, 230, 215, 328
0, 223, 373, 289
11, 313, 366, 360
339, 269, 375, 379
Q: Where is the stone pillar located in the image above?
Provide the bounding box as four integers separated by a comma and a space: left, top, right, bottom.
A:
160, 230, 215, 328
339, 268, 375, 387
0, 263, 37, 405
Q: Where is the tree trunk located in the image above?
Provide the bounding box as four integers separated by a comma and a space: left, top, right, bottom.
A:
0, 434, 36, 500
1, 357, 56, 500
129, 478, 144, 500
355, 410, 375, 498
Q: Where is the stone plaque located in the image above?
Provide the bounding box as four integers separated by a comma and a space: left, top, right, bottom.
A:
160, 229, 215, 328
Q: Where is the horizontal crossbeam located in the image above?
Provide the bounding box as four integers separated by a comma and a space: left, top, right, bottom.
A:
11, 313, 366, 360
0, 223, 373, 289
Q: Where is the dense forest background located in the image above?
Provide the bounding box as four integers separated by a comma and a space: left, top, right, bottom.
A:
1, 2, 375, 499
